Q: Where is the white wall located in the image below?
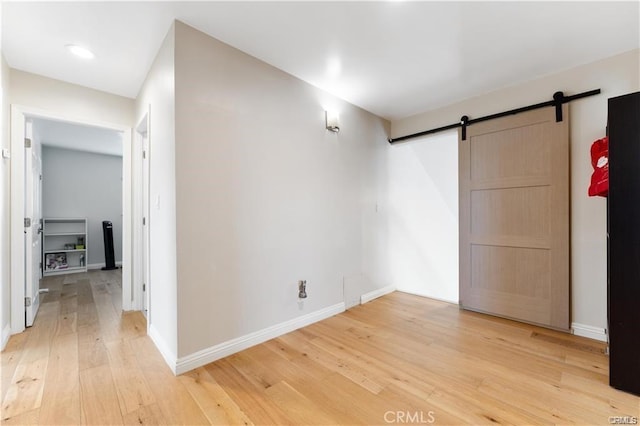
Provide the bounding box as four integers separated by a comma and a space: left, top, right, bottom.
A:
392, 49, 640, 333
42, 146, 123, 265
387, 131, 459, 303
134, 24, 178, 362
10, 70, 134, 126
173, 21, 390, 358
1, 49, 12, 347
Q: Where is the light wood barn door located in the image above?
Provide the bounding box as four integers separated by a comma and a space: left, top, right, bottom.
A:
459, 105, 570, 330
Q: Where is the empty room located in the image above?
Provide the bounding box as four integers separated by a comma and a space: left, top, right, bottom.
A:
1, 2, 639, 425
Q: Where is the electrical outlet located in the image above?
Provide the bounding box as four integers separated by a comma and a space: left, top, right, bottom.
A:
2, 148, 10, 159
298, 280, 307, 299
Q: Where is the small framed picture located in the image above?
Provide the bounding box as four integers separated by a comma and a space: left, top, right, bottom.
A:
46, 253, 68, 270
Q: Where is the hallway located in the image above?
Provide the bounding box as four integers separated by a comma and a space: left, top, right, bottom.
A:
1, 270, 155, 424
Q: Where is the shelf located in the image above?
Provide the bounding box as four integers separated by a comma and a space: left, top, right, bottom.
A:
43, 265, 87, 276
43, 218, 88, 277
45, 265, 85, 272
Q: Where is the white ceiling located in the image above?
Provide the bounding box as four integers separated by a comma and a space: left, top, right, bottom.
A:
33, 118, 123, 157
3, 2, 639, 120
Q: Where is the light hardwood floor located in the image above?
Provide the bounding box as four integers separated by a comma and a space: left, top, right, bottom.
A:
2, 270, 639, 425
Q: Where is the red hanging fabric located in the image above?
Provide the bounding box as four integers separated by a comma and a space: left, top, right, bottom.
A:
588, 136, 609, 197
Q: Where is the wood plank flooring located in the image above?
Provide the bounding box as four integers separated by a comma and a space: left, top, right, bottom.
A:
2, 270, 638, 425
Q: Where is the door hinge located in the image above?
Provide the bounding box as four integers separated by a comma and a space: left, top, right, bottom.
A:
142, 217, 146, 226
143, 283, 146, 292
39, 262, 43, 270
143, 150, 146, 159
24, 217, 31, 228
24, 297, 31, 307
24, 138, 32, 148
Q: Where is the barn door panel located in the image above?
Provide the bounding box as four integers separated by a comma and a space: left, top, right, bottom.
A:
459, 106, 569, 330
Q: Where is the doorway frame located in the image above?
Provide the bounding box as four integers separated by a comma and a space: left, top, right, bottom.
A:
10, 104, 134, 334
133, 109, 150, 323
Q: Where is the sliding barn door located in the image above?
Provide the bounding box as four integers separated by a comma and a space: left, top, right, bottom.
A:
459, 106, 570, 330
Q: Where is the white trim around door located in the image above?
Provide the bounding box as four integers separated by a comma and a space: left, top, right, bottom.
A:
9, 104, 133, 334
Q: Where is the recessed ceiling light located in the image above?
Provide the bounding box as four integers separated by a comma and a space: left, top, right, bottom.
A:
66, 44, 95, 59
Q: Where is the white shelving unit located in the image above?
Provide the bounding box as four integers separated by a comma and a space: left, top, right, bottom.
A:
43, 218, 88, 276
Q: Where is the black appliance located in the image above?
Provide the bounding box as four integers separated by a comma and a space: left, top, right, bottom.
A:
101, 220, 118, 271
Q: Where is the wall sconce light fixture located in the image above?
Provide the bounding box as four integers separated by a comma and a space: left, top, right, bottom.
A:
325, 111, 340, 133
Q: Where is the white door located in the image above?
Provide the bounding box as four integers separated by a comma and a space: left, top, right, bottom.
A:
24, 119, 42, 327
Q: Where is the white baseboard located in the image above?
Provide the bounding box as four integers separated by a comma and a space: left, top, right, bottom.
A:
572, 322, 607, 342
87, 261, 123, 271
1, 323, 11, 351
148, 324, 177, 375
175, 302, 345, 375
394, 288, 459, 305
360, 284, 396, 304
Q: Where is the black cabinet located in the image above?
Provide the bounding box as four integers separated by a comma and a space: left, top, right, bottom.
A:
608, 91, 640, 396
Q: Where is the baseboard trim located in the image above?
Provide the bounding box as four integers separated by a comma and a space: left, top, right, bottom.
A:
572, 322, 607, 342
87, 261, 123, 271
148, 324, 177, 375
175, 302, 345, 375
360, 284, 396, 304
1, 323, 11, 351
394, 288, 459, 305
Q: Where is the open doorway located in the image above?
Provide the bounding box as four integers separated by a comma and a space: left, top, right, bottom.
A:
386, 130, 459, 303
9, 105, 133, 334
36, 118, 124, 269
34, 117, 125, 319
